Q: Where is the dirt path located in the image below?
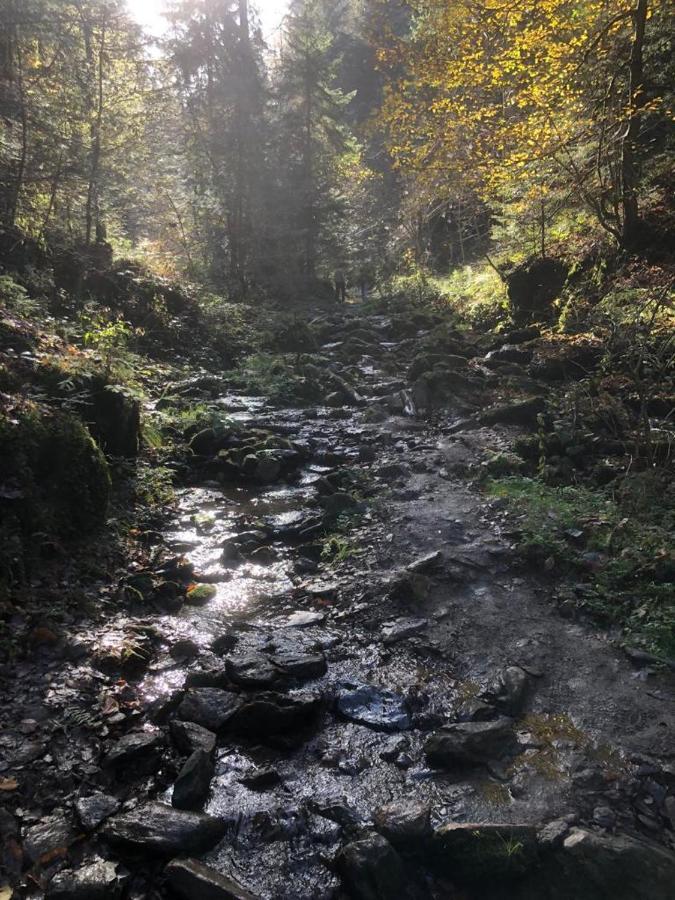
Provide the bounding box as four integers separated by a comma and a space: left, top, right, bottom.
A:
1, 303, 674, 899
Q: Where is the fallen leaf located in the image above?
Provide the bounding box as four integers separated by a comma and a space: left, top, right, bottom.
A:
0, 778, 18, 791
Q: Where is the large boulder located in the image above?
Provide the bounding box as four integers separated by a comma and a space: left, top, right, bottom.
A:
373, 800, 432, 849
86, 382, 141, 458
515, 827, 675, 900
0, 406, 110, 537
102, 801, 226, 855
336, 833, 410, 900
176, 688, 243, 732
506, 256, 568, 324
425, 718, 515, 766
232, 691, 323, 739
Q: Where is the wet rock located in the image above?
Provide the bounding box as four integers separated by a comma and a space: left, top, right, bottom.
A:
337, 833, 409, 900
24, 811, 75, 864
233, 691, 322, 738
172, 749, 215, 810
211, 632, 238, 655
177, 688, 243, 732
479, 397, 546, 427
379, 735, 410, 763
240, 768, 282, 790
425, 718, 515, 766
484, 345, 533, 365
102, 801, 226, 855
336, 682, 411, 732
381, 618, 428, 645
282, 610, 326, 628
270, 649, 327, 680
311, 799, 362, 827
226, 654, 280, 689
456, 699, 498, 722
537, 816, 576, 849
171, 720, 218, 755
221, 542, 245, 565
320, 491, 359, 518
170, 638, 200, 660
102, 729, 163, 768
254, 455, 282, 483
482, 666, 531, 715
249, 546, 277, 564
373, 800, 432, 848
520, 827, 675, 900
363, 404, 388, 424
433, 822, 537, 882
592, 806, 616, 829
47, 857, 120, 899
406, 551, 443, 574
75, 792, 120, 830
165, 857, 258, 900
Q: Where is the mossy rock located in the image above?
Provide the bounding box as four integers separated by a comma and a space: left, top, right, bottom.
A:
484, 451, 527, 476
0, 405, 111, 545
185, 583, 217, 605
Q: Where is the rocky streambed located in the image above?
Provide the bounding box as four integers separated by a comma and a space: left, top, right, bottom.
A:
1, 306, 674, 899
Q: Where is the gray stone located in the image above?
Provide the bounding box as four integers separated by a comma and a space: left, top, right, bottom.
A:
75, 792, 120, 830
336, 682, 411, 732
425, 718, 515, 766
381, 618, 428, 645
177, 688, 242, 732
281, 610, 326, 628
537, 816, 576, 849
171, 719, 217, 755
165, 858, 258, 900
373, 800, 432, 847
102, 730, 163, 768
592, 806, 616, 829
24, 811, 74, 863
102, 801, 226, 855
270, 650, 327, 679
337, 833, 409, 900
405, 551, 443, 573
47, 857, 120, 899
233, 691, 322, 738
518, 827, 675, 900
172, 749, 215, 810
483, 666, 531, 715
225, 654, 280, 688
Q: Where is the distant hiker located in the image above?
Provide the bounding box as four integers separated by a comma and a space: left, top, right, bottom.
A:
334, 268, 346, 303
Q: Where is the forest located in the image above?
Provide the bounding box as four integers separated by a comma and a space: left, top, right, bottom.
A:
0, 0, 673, 898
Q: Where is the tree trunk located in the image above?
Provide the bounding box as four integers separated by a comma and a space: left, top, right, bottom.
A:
621, 0, 648, 248
85, 19, 106, 247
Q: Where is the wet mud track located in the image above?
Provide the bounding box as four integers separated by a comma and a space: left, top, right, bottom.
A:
1, 306, 674, 899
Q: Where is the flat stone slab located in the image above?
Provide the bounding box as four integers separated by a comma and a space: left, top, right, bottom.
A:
381, 618, 428, 645
102, 801, 226, 855
177, 688, 243, 732
336, 682, 411, 731
165, 857, 258, 900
